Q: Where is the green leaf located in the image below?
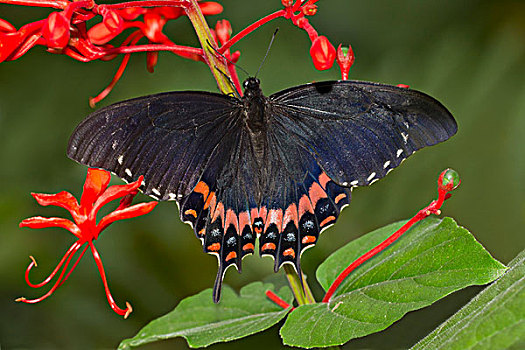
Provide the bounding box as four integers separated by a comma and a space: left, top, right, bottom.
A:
281, 217, 507, 348
411, 248, 525, 350
119, 282, 292, 349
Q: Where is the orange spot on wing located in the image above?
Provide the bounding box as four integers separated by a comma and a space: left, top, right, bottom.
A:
334, 193, 347, 204
225, 209, 239, 233
261, 243, 276, 251
302, 235, 317, 244
207, 243, 221, 251
283, 203, 298, 228
283, 248, 296, 259
254, 226, 263, 234
184, 209, 197, 218
242, 243, 254, 251
204, 191, 215, 210
212, 201, 224, 223
265, 209, 283, 232
318, 172, 331, 189
193, 181, 209, 198
298, 194, 314, 217
239, 211, 250, 230
320, 216, 336, 227
309, 182, 327, 208
198, 228, 205, 236
225, 251, 237, 261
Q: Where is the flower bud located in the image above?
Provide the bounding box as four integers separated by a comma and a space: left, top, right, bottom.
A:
438, 168, 460, 192
147, 51, 158, 73
302, 4, 318, 16
281, 0, 294, 7
103, 10, 123, 33
336, 44, 354, 80
199, 2, 224, 15
215, 20, 232, 45
42, 12, 70, 49
310, 35, 335, 70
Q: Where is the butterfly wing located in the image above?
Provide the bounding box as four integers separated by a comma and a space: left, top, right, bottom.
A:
269, 80, 457, 187
68, 91, 242, 200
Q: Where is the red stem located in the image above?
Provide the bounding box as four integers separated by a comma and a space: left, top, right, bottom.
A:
105, 43, 203, 61
218, 9, 286, 54
266, 290, 293, 310
18, 242, 81, 303
0, 0, 68, 9
89, 31, 143, 107
103, 0, 187, 10
25, 242, 82, 288
89, 242, 131, 318
57, 244, 89, 288
322, 189, 449, 303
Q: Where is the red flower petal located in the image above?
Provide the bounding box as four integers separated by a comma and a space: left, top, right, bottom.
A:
31, 191, 80, 217
88, 22, 121, 45
103, 10, 123, 33
92, 175, 144, 213
42, 12, 70, 49
143, 13, 168, 43
310, 35, 335, 70
80, 168, 111, 209
97, 201, 158, 233
199, 2, 224, 15
118, 7, 146, 21
0, 18, 16, 33
20, 217, 82, 238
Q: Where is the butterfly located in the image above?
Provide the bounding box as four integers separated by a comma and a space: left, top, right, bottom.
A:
67, 78, 457, 302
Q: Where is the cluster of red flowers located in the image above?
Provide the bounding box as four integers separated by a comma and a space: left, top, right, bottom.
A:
1, 0, 354, 105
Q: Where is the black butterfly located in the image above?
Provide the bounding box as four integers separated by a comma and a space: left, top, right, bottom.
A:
67, 78, 457, 302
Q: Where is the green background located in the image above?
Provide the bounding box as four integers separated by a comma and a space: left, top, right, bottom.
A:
1, 0, 524, 348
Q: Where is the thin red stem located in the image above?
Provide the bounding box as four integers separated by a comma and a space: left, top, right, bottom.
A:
89, 242, 131, 318
57, 244, 89, 288
266, 290, 293, 310
0, 0, 68, 9
25, 242, 82, 288
106, 43, 203, 61
103, 0, 187, 11
218, 9, 286, 54
89, 31, 143, 107
18, 242, 81, 304
322, 188, 451, 303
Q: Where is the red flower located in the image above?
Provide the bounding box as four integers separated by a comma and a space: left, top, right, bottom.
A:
310, 35, 335, 70
336, 44, 355, 80
17, 168, 158, 318
42, 12, 71, 49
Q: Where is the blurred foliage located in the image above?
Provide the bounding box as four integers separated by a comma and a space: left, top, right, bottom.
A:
0, 0, 524, 349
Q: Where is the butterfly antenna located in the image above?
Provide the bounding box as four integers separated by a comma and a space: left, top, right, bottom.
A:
255, 28, 279, 78
206, 39, 250, 77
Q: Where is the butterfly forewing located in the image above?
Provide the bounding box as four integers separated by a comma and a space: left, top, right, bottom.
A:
270, 80, 457, 187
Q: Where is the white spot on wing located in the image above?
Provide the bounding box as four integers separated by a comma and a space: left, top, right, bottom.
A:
350, 180, 359, 186
152, 188, 161, 196
117, 155, 124, 165
401, 132, 409, 143
342, 181, 348, 186
112, 140, 118, 150
403, 121, 409, 129
168, 193, 177, 200
367, 172, 376, 182
396, 149, 404, 158
125, 168, 132, 177
383, 160, 391, 169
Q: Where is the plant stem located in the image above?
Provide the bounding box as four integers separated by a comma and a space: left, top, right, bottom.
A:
184, 0, 235, 95
283, 264, 315, 305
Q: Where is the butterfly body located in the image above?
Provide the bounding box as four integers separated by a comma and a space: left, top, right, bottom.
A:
68, 78, 457, 302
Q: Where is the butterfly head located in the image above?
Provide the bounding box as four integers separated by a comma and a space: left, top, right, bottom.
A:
242, 77, 262, 98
